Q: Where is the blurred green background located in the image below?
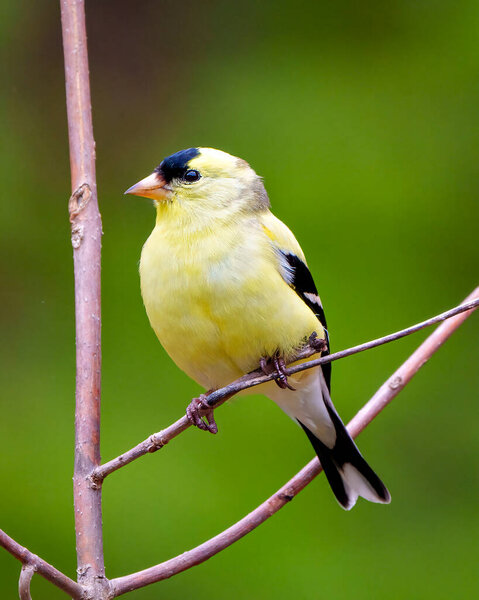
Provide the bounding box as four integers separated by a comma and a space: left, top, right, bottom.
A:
1, 1, 478, 598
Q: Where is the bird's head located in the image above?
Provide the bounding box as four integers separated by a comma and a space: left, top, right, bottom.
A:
125, 147, 269, 223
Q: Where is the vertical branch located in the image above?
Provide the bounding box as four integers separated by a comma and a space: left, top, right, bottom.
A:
60, 1, 108, 597
19, 565, 34, 600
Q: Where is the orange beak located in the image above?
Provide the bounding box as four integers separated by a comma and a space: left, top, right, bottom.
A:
124, 172, 172, 201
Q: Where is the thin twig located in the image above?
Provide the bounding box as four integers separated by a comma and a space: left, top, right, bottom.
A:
19, 564, 35, 600
60, 0, 108, 597
206, 294, 479, 404
0, 529, 84, 599
109, 287, 478, 597
92, 291, 479, 483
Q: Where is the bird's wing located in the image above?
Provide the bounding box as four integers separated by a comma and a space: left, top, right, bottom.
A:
259, 211, 331, 391
259, 212, 390, 510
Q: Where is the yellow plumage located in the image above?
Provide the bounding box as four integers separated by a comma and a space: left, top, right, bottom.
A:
127, 147, 390, 510
140, 205, 322, 389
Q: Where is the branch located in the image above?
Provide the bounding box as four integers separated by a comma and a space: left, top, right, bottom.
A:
92, 290, 479, 483
19, 565, 34, 600
0, 529, 84, 599
109, 286, 478, 597
60, 0, 108, 597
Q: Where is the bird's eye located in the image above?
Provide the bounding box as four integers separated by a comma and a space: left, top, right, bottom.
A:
183, 169, 201, 183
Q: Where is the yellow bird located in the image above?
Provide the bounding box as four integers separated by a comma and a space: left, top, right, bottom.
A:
126, 147, 390, 510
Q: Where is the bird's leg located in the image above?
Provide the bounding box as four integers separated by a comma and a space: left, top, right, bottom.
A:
186, 390, 218, 434
260, 353, 296, 391
308, 331, 328, 353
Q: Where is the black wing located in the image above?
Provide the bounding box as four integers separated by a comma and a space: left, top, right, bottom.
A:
279, 251, 331, 392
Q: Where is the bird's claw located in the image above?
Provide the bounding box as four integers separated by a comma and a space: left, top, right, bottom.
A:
308, 331, 327, 353
186, 393, 218, 434
260, 354, 296, 391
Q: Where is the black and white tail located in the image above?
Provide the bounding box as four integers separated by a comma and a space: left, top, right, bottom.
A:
299, 417, 390, 510
300, 370, 390, 510
269, 366, 390, 510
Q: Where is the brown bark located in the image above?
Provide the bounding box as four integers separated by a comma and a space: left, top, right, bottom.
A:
18, 565, 34, 600
0, 529, 83, 598
60, 0, 108, 597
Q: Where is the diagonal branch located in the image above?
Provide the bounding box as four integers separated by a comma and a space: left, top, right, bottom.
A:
0, 529, 84, 599
91, 290, 479, 483
108, 287, 478, 597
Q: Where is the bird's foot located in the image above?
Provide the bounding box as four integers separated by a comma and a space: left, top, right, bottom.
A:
186, 391, 218, 434
308, 331, 327, 353
260, 353, 296, 391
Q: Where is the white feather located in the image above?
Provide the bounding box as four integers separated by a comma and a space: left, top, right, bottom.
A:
265, 367, 337, 449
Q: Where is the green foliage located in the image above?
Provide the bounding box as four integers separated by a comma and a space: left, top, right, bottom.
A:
1, 1, 478, 598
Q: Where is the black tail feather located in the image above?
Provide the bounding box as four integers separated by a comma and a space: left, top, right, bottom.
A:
299, 419, 390, 510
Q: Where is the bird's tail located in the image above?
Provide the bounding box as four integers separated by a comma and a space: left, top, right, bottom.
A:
299, 418, 390, 510
268, 366, 390, 510
299, 368, 390, 510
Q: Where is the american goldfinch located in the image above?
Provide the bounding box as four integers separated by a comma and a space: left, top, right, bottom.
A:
125, 147, 390, 510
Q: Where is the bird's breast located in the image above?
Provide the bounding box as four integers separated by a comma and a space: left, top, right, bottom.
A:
140, 223, 321, 389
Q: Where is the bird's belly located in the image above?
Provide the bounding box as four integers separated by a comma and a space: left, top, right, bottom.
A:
140, 265, 236, 388
140, 228, 322, 389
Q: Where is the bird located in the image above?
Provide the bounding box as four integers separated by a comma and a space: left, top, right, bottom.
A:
125, 147, 391, 510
